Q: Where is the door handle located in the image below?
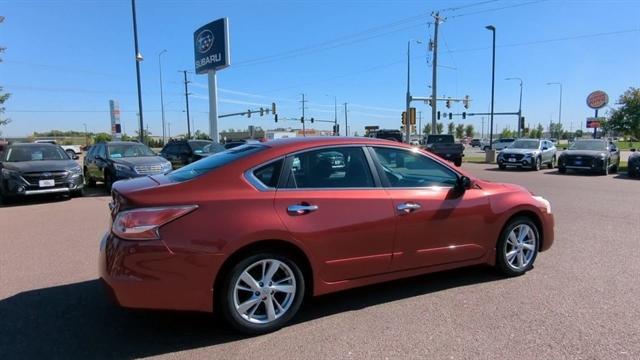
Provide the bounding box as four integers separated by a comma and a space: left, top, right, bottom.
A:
287, 204, 319, 216
397, 202, 421, 214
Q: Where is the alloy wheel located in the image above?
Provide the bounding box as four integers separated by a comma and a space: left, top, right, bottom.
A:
504, 224, 537, 271
233, 259, 297, 324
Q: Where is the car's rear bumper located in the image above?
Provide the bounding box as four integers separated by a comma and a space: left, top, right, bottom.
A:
99, 232, 223, 313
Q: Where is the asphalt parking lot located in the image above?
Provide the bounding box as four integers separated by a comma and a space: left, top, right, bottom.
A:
1, 164, 638, 359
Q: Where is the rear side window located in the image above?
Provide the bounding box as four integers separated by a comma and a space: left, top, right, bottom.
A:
252, 160, 283, 188
283, 147, 374, 189
168, 144, 267, 182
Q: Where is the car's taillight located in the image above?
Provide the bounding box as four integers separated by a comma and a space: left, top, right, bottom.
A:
112, 205, 197, 240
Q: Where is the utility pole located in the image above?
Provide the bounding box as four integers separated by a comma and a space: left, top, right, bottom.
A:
334, 96, 338, 136
481, 117, 485, 139
131, 0, 145, 142
158, 49, 167, 145
430, 12, 443, 134
406, 40, 411, 143
168, 122, 171, 138
182, 70, 192, 139
486, 25, 496, 147
300, 93, 307, 136
83, 123, 88, 146
418, 110, 422, 138
344, 103, 349, 136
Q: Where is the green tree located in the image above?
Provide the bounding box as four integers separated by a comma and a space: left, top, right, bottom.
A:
534, 123, 544, 139
550, 122, 564, 139
608, 87, 640, 140
465, 124, 474, 138
447, 122, 454, 135
193, 130, 211, 140
436, 122, 444, 134
500, 128, 513, 138
574, 129, 584, 138
423, 123, 432, 135
0, 16, 11, 135
455, 123, 465, 139
93, 133, 112, 143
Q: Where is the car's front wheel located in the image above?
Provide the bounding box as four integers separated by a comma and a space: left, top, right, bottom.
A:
219, 253, 305, 335
496, 217, 539, 277
532, 157, 541, 171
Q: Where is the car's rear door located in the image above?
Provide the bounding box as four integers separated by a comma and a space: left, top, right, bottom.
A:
368, 146, 492, 271
274, 145, 396, 282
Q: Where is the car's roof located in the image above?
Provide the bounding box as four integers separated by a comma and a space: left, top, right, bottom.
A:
263, 136, 409, 152
104, 141, 145, 145
10, 142, 59, 147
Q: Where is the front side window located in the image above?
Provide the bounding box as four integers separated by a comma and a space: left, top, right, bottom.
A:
97, 144, 107, 158
283, 147, 374, 189
372, 147, 458, 188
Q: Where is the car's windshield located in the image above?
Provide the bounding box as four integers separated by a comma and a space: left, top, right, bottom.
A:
168, 144, 267, 182
189, 141, 213, 154
509, 140, 540, 149
3, 145, 68, 162
107, 144, 155, 158
569, 141, 607, 151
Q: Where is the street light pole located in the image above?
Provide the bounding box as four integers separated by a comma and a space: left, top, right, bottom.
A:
547, 82, 562, 139
83, 123, 88, 146
506, 77, 523, 137
158, 49, 167, 145
130, 0, 145, 143
486, 25, 496, 148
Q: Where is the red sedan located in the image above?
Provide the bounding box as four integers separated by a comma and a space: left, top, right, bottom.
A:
100, 137, 554, 334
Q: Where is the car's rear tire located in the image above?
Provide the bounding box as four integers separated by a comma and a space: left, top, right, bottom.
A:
496, 216, 540, 277
218, 252, 305, 335
547, 156, 556, 169
558, 165, 566, 174
454, 158, 462, 167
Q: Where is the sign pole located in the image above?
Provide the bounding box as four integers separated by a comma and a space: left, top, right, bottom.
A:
208, 70, 219, 143
594, 109, 598, 139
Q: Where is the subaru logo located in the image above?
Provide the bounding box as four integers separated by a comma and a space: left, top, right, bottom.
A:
42, 172, 52, 178
196, 29, 214, 54
576, 156, 582, 159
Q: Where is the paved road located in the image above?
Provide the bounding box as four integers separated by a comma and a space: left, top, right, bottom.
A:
1, 166, 639, 359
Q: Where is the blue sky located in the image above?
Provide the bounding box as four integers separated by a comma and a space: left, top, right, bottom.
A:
1, 0, 639, 138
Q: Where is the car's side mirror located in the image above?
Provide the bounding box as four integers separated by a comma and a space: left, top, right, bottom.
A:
562, 147, 567, 150
631, 148, 637, 152
456, 175, 472, 191
542, 147, 548, 151
610, 148, 617, 152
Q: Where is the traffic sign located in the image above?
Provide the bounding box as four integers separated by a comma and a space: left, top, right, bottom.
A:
194, 18, 230, 74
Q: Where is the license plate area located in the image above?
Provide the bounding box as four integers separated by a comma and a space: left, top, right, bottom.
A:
508, 158, 516, 162
39, 179, 55, 187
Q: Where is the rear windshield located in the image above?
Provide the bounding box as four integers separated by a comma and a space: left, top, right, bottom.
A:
167, 144, 267, 182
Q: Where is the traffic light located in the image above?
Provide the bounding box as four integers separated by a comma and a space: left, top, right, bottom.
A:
520, 116, 525, 129
401, 111, 407, 125
462, 112, 466, 120
446, 97, 452, 108
428, 98, 433, 107
271, 102, 276, 114
310, 117, 315, 123
463, 95, 470, 109
300, 116, 304, 124
437, 111, 441, 120
448, 112, 453, 120
247, 110, 251, 118
274, 114, 278, 122
260, 107, 264, 116
333, 124, 340, 135
409, 107, 416, 125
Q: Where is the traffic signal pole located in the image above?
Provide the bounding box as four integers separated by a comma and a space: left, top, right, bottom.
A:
430, 12, 441, 135
405, 40, 411, 144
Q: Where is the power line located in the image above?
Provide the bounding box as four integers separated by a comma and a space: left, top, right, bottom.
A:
449, 0, 549, 18
441, 0, 503, 12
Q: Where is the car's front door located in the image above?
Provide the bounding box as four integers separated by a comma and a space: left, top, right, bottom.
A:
274, 146, 396, 282
369, 146, 492, 271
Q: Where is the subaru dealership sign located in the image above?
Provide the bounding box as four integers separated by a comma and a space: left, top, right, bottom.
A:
194, 18, 230, 74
